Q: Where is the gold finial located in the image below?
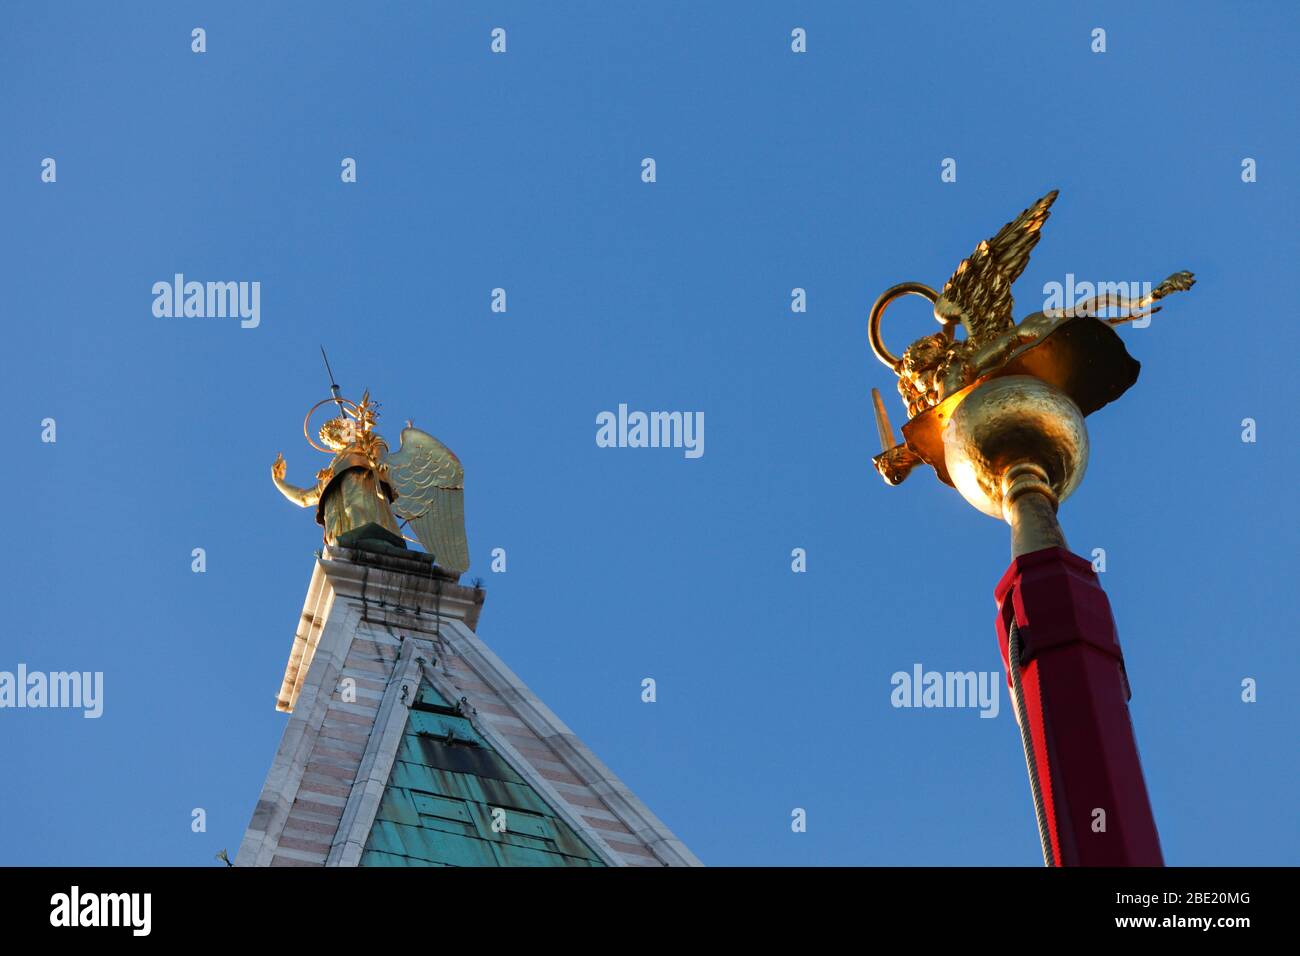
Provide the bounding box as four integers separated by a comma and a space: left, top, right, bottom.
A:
867, 190, 1194, 529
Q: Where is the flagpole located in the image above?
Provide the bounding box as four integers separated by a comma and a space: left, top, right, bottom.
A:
996, 489, 1163, 866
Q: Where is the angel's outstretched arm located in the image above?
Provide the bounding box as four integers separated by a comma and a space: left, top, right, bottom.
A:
271, 453, 321, 508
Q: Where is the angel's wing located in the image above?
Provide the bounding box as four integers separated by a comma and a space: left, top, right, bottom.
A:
385, 425, 470, 574
939, 190, 1058, 345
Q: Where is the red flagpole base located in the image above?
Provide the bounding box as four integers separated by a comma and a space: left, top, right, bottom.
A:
995, 546, 1163, 866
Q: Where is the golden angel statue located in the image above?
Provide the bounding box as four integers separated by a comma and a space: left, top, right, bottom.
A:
867, 189, 1195, 488
271, 376, 471, 575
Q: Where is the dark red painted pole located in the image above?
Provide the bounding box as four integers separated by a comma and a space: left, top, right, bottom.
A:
994, 546, 1163, 866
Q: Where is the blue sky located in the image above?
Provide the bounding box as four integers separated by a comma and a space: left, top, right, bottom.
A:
3, 2, 1297, 866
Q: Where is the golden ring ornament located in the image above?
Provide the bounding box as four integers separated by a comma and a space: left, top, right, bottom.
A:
303, 396, 361, 453
867, 281, 960, 372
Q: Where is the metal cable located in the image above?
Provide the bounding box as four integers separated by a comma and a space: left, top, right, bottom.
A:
1009, 620, 1056, 867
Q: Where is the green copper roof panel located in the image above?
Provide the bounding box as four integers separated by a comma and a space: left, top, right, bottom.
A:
359, 680, 607, 867
406, 709, 488, 746
413, 683, 453, 710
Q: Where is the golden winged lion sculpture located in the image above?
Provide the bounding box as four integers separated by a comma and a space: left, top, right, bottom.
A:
868, 189, 1194, 488
271, 385, 471, 575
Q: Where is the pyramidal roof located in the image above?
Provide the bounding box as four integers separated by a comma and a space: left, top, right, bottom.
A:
363, 683, 606, 866
236, 544, 699, 867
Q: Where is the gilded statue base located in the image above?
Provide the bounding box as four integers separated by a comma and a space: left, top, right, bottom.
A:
335, 522, 409, 556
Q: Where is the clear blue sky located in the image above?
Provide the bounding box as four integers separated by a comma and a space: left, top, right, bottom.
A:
3, 2, 1296, 866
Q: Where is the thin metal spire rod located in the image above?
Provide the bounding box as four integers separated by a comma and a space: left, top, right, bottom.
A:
320, 346, 344, 407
